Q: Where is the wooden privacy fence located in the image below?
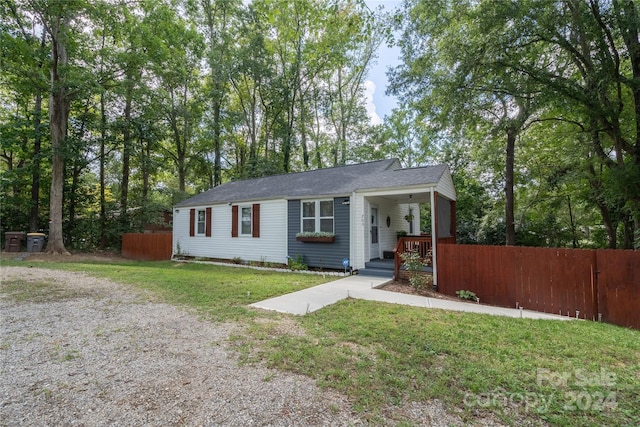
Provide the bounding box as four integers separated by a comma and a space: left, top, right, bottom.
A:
437, 244, 640, 330
122, 233, 172, 261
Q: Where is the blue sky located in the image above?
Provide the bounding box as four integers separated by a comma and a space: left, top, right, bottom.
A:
363, 0, 403, 124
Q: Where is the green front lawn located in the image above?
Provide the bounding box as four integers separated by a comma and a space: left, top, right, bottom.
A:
246, 300, 639, 426
2, 257, 638, 426
0, 258, 329, 321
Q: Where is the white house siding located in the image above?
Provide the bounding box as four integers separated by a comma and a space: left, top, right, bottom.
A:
436, 169, 457, 201
364, 197, 405, 258
173, 199, 288, 264
350, 193, 366, 270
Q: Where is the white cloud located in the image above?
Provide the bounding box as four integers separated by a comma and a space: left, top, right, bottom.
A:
363, 80, 382, 126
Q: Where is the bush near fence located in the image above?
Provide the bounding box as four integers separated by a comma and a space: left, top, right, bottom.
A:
437, 244, 640, 330
121, 233, 172, 261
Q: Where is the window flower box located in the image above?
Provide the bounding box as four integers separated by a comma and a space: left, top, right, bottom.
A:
296, 232, 335, 243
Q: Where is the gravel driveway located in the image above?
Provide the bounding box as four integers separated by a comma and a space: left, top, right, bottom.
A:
0, 267, 361, 426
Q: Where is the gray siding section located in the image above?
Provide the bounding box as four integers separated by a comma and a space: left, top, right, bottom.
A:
437, 194, 452, 237
288, 197, 350, 270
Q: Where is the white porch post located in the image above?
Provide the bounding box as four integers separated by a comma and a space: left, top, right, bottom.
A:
430, 189, 437, 288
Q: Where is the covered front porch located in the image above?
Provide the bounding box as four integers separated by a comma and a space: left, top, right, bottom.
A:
352, 183, 457, 287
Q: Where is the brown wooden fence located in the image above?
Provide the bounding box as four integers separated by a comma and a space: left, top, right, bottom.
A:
437, 244, 640, 330
596, 249, 640, 330
121, 233, 173, 261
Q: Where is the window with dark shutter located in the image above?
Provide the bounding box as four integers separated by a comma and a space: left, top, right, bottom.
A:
206, 207, 212, 237
189, 208, 195, 237
252, 204, 260, 238
231, 205, 238, 237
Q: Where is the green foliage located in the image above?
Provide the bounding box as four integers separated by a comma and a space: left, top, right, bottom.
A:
1, 0, 382, 248
391, 0, 640, 249
295, 231, 335, 238
287, 254, 308, 271
399, 250, 431, 291
455, 290, 478, 301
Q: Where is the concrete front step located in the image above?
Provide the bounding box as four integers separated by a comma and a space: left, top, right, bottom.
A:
358, 268, 394, 278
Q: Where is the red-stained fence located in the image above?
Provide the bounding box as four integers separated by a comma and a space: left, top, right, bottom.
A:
437, 244, 639, 330
596, 249, 640, 330
121, 233, 172, 261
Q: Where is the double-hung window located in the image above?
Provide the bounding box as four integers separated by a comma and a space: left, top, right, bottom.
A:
301, 200, 334, 233
241, 206, 252, 235
196, 209, 206, 235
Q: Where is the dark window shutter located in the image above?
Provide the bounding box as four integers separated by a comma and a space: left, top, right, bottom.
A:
252, 204, 260, 238
189, 209, 195, 237
205, 207, 212, 237
231, 205, 238, 237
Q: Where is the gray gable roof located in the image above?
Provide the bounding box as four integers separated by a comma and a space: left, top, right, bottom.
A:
175, 159, 448, 207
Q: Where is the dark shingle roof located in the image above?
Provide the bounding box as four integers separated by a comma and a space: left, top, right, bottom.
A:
175, 159, 447, 207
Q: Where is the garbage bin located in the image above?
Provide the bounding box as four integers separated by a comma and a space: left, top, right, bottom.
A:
27, 233, 46, 252
4, 231, 25, 252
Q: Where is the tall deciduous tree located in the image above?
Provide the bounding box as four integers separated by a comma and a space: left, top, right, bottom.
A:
392, 0, 640, 248
1, 1, 49, 233
35, 0, 83, 254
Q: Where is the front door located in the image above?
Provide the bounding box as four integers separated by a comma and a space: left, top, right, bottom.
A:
370, 206, 379, 259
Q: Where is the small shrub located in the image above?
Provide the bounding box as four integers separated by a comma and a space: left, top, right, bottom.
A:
456, 290, 478, 301
232, 257, 243, 264
287, 254, 307, 271
400, 250, 431, 291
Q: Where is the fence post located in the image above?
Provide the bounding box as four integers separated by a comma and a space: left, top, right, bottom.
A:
591, 253, 599, 321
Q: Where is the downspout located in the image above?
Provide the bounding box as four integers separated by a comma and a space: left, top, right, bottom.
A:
430, 189, 437, 289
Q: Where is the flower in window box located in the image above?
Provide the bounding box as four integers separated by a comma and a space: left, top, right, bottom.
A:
295, 231, 336, 243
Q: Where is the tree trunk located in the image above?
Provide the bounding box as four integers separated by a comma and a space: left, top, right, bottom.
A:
28, 25, 47, 233
213, 98, 222, 186
120, 76, 133, 230
66, 162, 81, 248
505, 129, 516, 246
29, 90, 42, 232
99, 93, 107, 249
141, 136, 150, 230
567, 195, 578, 248
45, 15, 70, 255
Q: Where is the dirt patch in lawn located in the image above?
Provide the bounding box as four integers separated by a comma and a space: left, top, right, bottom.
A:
6, 251, 125, 263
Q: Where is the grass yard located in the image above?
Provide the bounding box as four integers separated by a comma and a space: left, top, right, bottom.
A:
244, 300, 640, 426
0, 257, 330, 321
2, 257, 639, 426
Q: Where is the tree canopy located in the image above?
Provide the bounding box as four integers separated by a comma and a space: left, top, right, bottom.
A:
390, 0, 640, 248
1, 0, 637, 250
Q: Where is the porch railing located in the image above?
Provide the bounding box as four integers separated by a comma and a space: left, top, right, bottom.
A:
393, 236, 456, 280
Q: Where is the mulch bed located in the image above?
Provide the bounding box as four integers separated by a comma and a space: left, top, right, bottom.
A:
380, 280, 462, 302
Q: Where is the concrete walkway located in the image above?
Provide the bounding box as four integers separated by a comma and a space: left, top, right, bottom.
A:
250, 274, 573, 321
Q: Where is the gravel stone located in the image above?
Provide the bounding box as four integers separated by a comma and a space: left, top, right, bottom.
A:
1, 266, 505, 426
0, 267, 361, 426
